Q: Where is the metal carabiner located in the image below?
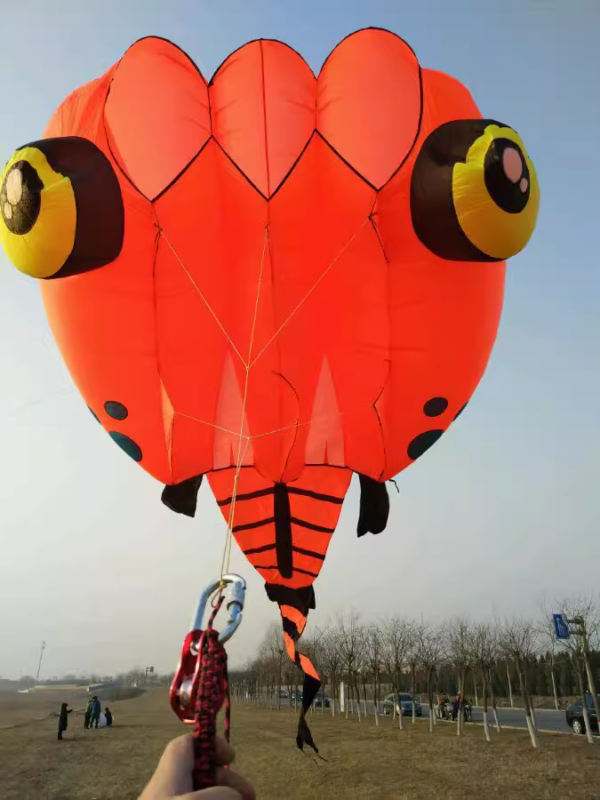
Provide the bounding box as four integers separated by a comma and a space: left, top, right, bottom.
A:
170, 573, 246, 723
190, 573, 247, 644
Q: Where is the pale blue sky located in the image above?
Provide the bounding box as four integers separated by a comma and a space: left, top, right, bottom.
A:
0, 0, 598, 679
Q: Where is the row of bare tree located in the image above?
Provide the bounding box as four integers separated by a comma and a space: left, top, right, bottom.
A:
230, 595, 600, 748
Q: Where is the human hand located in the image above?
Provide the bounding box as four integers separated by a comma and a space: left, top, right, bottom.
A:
139, 734, 255, 799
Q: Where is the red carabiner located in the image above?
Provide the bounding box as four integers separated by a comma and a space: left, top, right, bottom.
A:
169, 574, 246, 792
169, 574, 246, 723
169, 628, 208, 723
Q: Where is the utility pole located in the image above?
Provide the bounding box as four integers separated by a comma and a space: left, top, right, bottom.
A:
35, 641, 46, 683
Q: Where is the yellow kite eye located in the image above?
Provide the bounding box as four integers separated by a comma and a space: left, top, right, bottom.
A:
410, 119, 540, 262
0, 137, 124, 279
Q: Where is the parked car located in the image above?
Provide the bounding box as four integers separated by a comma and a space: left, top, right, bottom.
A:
382, 693, 422, 717
314, 694, 331, 709
566, 694, 599, 735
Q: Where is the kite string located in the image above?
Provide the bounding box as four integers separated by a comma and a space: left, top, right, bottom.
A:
248, 217, 369, 369
219, 226, 270, 579
161, 233, 247, 368
162, 216, 372, 574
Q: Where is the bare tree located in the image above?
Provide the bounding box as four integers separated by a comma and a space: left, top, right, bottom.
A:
415, 621, 445, 733
554, 594, 600, 743
364, 623, 384, 725
381, 616, 413, 731
448, 617, 471, 736
500, 616, 540, 748
470, 622, 499, 742
317, 624, 342, 716
256, 623, 284, 708
338, 612, 365, 722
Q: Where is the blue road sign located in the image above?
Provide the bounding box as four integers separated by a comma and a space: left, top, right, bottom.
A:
553, 613, 570, 640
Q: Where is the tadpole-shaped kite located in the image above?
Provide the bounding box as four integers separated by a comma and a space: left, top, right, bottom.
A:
0, 29, 539, 750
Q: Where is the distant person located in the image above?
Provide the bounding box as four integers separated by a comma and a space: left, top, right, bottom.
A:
139, 734, 255, 799
452, 691, 462, 721
84, 697, 93, 729
90, 695, 101, 729
105, 706, 113, 727
57, 702, 72, 741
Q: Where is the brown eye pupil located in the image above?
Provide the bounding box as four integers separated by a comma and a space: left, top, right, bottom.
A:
1, 161, 43, 235
484, 138, 530, 214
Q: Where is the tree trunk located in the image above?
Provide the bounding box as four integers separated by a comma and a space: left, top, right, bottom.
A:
488, 668, 501, 732
575, 653, 594, 745
482, 669, 491, 743
411, 663, 417, 724
345, 681, 349, 719
522, 665, 538, 732
428, 668, 434, 734
517, 661, 538, 749
355, 680, 362, 722
506, 663, 514, 707
456, 668, 465, 737
396, 669, 404, 730
278, 654, 283, 711
331, 676, 336, 717
473, 673, 479, 707
549, 662, 559, 711
583, 648, 600, 728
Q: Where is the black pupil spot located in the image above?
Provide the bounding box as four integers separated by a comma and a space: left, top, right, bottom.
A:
407, 430, 443, 460
109, 431, 142, 462
423, 397, 448, 417
0, 161, 43, 235
105, 400, 128, 420
484, 138, 530, 214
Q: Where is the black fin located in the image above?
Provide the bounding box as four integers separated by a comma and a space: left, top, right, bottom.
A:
264, 582, 315, 613
161, 474, 204, 517
357, 473, 389, 537
297, 673, 321, 753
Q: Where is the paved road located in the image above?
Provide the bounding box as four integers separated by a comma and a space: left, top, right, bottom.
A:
290, 697, 574, 734
419, 703, 571, 734
349, 701, 572, 734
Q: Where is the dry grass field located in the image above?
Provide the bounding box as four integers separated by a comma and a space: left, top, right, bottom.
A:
0, 689, 599, 799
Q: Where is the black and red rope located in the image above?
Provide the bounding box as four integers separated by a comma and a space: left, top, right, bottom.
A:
190, 595, 231, 791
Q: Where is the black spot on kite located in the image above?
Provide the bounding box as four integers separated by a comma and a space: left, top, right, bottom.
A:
454, 402, 468, 420
407, 430, 443, 460
423, 397, 448, 417
109, 431, 142, 462
89, 407, 100, 423
105, 400, 129, 420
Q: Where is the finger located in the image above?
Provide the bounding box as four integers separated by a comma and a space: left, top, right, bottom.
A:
214, 736, 235, 767
215, 766, 256, 800
150, 735, 195, 795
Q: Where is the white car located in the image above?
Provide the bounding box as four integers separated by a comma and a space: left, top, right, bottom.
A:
382, 693, 422, 717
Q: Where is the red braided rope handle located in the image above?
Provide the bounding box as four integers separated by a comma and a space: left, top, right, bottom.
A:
192, 599, 231, 791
